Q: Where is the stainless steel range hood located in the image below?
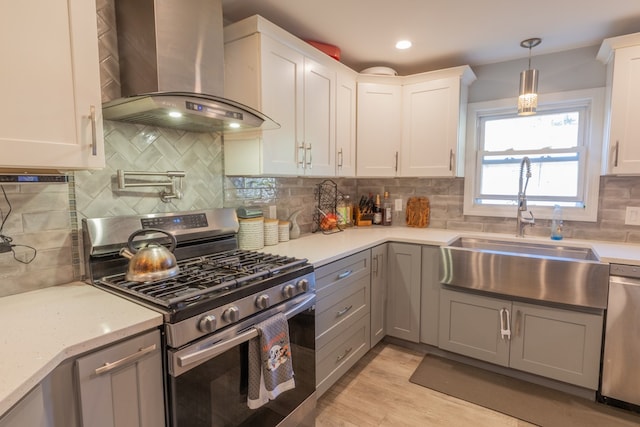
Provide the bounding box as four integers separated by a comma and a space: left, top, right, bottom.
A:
103, 0, 276, 133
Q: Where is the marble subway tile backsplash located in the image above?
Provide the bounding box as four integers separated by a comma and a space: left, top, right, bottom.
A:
224, 175, 640, 242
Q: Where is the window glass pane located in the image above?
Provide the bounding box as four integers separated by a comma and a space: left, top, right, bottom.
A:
480, 154, 579, 198
484, 111, 580, 152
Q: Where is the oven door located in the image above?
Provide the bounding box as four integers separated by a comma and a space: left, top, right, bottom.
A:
167, 293, 316, 427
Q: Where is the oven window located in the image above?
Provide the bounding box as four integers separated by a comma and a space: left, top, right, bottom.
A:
169, 308, 315, 427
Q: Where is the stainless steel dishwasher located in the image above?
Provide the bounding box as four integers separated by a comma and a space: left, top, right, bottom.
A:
600, 263, 640, 410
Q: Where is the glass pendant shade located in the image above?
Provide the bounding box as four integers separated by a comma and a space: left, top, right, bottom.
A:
518, 68, 538, 116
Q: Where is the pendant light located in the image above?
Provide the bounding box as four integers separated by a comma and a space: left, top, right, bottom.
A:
518, 38, 541, 116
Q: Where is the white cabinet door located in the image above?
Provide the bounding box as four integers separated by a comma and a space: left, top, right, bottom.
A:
607, 45, 640, 174
0, 0, 104, 170
401, 78, 459, 177
356, 83, 402, 177
303, 57, 335, 176
335, 70, 357, 177
260, 35, 305, 175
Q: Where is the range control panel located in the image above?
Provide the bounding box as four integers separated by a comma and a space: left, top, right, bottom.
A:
141, 213, 209, 231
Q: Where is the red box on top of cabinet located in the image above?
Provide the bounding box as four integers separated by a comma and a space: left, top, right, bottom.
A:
306, 40, 341, 61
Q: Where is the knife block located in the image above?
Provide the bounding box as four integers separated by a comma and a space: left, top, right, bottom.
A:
354, 205, 373, 226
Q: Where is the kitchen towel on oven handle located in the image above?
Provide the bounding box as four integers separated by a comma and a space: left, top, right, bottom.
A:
247, 313, 296, 409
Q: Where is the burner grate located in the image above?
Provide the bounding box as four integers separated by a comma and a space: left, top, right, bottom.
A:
98, 249, 308, 308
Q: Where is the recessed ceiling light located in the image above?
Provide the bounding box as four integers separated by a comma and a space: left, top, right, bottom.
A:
395, 40, 412, 50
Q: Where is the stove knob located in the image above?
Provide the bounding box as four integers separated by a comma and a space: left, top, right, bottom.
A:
255, 294, 270, 309
282, 284, 296, 299
198, 315, 217, 333
296, 279, 309, 292
223, 306, 240, 323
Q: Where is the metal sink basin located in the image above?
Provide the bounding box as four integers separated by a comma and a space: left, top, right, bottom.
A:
448, 237, 599, 261
440, 237, 609, 309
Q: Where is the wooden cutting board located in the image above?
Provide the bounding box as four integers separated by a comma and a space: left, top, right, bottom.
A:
406, 197, 430, 228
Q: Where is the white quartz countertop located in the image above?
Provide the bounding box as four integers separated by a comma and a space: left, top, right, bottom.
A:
3, 225, 640, 417
0, 282, 162, 416
261, 225, 640, 267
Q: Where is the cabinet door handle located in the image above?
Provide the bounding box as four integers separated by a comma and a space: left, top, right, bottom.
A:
614, 140, 619, 168
306, 143, 313, 168
515, 310, 522, 337
336, 305, 353, 317
336, 347, 353, 363
338, 148, 343, 168
337, 270, 352, 280
94, 344, 157, 375
499, 308, 511, 340
373, 254, 379, 275
297, 143, 306, 168
394, 151, 399, 172
449, 149, 454, 172
89, 105, 97, 156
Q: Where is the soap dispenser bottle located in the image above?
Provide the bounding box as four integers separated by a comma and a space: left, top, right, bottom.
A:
551, 205, 563, 240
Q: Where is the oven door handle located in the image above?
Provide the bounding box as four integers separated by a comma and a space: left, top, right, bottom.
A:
177, 293, 316, 369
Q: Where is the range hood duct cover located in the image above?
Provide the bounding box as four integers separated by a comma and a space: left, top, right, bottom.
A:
103, 0, 276, 133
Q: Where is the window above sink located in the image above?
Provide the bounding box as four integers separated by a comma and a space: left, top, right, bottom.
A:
463, 87, 605, 222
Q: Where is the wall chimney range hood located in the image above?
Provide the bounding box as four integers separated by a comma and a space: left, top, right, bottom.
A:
102, 0, 277, 133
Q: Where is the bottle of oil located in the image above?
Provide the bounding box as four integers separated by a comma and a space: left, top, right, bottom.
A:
382, 191, 392, 226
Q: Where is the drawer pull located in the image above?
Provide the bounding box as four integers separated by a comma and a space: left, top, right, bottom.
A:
336, 305, 353, 317
337, 270, 352, 280
336, 347, 353, 363
95, 344, 157, 375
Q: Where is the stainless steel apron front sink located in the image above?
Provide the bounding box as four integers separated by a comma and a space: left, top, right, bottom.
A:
440, 237, 610, 309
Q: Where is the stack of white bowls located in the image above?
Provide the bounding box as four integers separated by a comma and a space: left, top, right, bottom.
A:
263, 219, 279, 246
238, 217, 264, 250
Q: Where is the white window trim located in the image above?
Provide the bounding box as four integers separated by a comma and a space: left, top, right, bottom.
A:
463, 87, 605, 222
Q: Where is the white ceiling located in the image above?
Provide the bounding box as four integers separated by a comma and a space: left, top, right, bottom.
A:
221, 0, 640, 75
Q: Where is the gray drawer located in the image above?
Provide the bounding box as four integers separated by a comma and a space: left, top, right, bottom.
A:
316, 274, 370, 348
316, 313, 370, 397
315, 250, 370, 299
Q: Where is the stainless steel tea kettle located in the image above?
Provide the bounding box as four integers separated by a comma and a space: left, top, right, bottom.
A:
119, 229, 179, 282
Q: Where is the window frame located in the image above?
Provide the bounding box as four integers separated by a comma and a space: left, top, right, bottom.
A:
463, 88, 605, 222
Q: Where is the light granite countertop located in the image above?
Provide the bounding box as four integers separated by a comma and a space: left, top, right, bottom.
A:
0, 282, 162, 416
3, 226, 640, 417
261, 226, 640, 268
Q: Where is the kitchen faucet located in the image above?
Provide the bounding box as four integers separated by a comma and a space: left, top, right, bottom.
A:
517, 157, 535, 237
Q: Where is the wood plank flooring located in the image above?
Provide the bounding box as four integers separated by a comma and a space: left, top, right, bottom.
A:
316, 342, 536, 427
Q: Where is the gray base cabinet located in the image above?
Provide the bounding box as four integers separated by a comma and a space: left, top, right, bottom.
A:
439, 288, 603, 389
315, 250, 371, 397
386, 243, 421, 342
0, 384, 47, 427
370, 244, 387, 347
75, 329, 165, 427
419, 246, 440, 346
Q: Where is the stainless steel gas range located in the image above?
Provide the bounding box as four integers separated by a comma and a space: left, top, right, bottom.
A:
82, 209, 316, 427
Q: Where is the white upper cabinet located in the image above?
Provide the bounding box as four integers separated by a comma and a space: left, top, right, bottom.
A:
224, 16, 342, 176
356, 81, 403, 177
598, 32, 640, 175
356, 66, 475, 178
335, 69, 358, 177
0, 0, 104, 170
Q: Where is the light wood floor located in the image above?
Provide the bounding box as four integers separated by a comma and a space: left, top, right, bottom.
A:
316, 342, 537, 427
